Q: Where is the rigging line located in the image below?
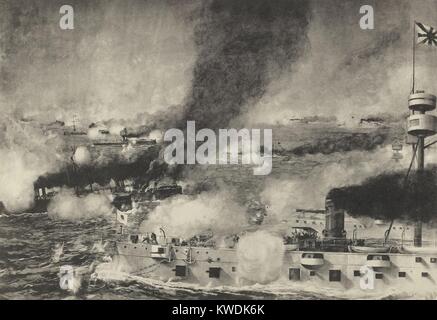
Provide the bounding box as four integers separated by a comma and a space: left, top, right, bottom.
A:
384, 143, 419, 245
404, 143, 419, 184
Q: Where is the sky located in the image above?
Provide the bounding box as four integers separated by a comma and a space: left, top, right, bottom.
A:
2, 0, 437, 127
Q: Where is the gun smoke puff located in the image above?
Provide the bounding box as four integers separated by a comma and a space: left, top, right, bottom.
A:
328, 168, 437, 222
140, 191, 247, 239
236, 230, 284, 284
73, 146, 92, 166
181, 0, 311, 129
0, 116, 65, 212
47, 189, 113, 220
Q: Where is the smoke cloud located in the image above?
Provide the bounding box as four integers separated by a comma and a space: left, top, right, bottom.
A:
2, 0, 437, 129
0, 116, 65, 212
47, 189, 113, 220
261, 146, 408, 221
35, 143, 162, 190
0, 0, 195, 124
140, 191, 248, 239
290, 131, 388, 156
183, 0, 311, 129
236, 230, 284, 284
242, 0, 435, 126
328, 167, 437, 222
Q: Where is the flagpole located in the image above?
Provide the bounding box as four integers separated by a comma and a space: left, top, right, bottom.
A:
412, 20, 416, 94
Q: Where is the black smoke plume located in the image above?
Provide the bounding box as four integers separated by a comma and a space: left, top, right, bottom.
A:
291, 132, 387, 156
328, 168, 437, 222
34, 146, 180, 190
183, 0, 311, 129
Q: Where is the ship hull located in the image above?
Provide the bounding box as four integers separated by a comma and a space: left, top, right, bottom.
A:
115, 241, 437, 291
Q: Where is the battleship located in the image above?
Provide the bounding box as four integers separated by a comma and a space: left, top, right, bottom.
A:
110, 92, 437, 291
22, 178, 183, 214
0, 151, 180, 215
6, 0, 437, 305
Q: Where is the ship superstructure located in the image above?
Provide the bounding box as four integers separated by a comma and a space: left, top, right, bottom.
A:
112, 190, 437, 291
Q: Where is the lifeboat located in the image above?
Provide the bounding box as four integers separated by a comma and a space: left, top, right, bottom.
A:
349, 246, 391, 253
285, 244, 299, 251
300, 253, 324, 269
366, 254, 391, 268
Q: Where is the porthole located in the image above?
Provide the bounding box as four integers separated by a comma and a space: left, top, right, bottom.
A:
329, 270, 341, 282
289, 268, 301, 281
208, 267, 221, 279
175, 265, 187, 277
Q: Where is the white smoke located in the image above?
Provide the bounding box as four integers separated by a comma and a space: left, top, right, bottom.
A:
0, 116, 64, 212
236, 230, 285, 284
3, 1, 195, 125
87, 127, 106, 140
0, 150, 45, 212
147, 129, 164, 143
47, 189, 113, 220
109, 124, 125, 136
140, 191, 248, 239
72, 146, 91, 166
240, 1, 416, 127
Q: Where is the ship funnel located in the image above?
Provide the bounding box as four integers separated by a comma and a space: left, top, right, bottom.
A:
324, 191, 346, 239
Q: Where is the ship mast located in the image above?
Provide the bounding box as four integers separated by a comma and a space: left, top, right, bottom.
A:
415, 129, 425, 247
407, 93, 437, 247
72, 114, 77, 132
406, 20, 437, 247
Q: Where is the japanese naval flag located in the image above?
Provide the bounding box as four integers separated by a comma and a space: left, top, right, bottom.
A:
416, 22, 437, 46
